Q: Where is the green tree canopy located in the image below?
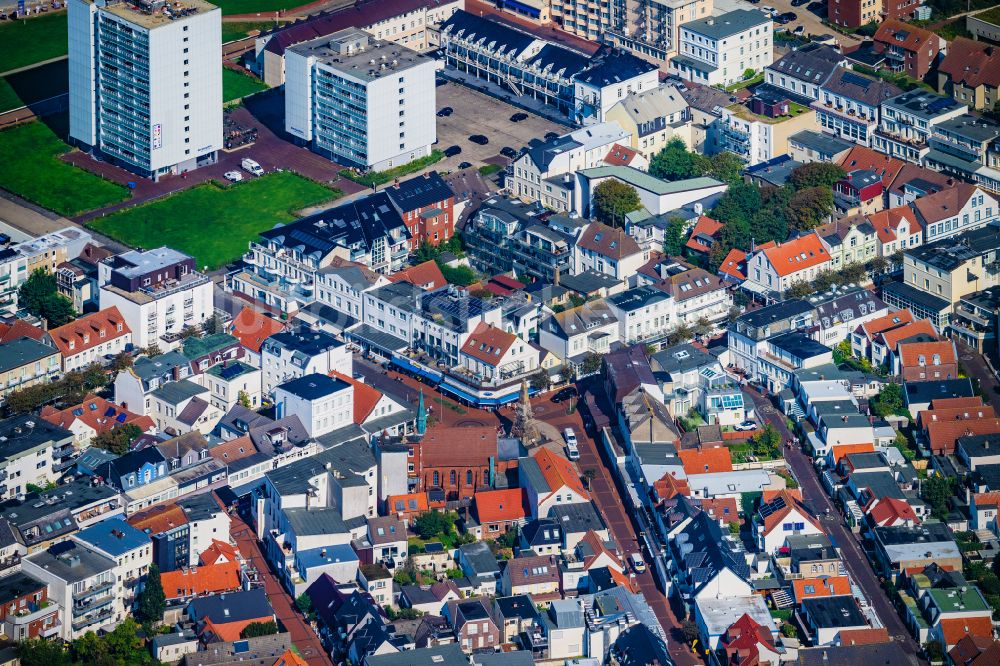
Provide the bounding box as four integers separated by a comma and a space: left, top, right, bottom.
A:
17, 638, 70, 666
707, 152, 745, 186
788, 187, 834, 230
789, 163, 846, 190
649, 137, 710, 181
17, 268, 76, 327
921, 474, 955, 521
138, 563, 166, 626
240, 621, 279, 639
664, 216, 687, 256
870, 383, 903, 417
413, 510, 455, 539
592, 180, 642, 227
92, 423, 142, 456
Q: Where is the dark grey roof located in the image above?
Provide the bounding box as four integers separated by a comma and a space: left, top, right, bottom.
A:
734, 299, 812, 329
189, 589, 273, 625
266, 435, 372, 495
683, 9, 770, 39
471, 651, 535, 666
367, 644, 468, 666
441, 10, 536, 56
811, 288, 886, 324
459, 541, 500, 577
795, 642, 910, 666
574, 49, 656, 87
768, 43, 842, 86
547, 501, 607, 535
25, 541, 116, 583
851, 471, 905, 500
881, 280, 951, 315
768, 331, 831, 361
177, 493, 223, 522
651, 343, 716, 375
607, 285, 670, 312
613, 624, 671, 666
935, 114, 1000, 143
276, 373, 350, 400
285, 507, 347, 536
347, 324, 408, 354
790, 129, 853, 156
884, 89, 964, 121
822, 68, 902, 107
102, 446, 166, 481
801, 595, 867, 628
558, 270, 622, 295
494, 594, 540, 621
0, 572, 46, 605
526, 44, 589, 77
0, 338, 56, 375
0, 415, 72, 459
904, 378, 974, 405
873, 521, 952, 546
669, 512, 750, 591
385, 172, 454, 213
958, 433, 1000, 460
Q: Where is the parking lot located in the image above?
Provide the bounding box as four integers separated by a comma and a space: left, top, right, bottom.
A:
434, 81, 567, 171
750, 0, 862, 48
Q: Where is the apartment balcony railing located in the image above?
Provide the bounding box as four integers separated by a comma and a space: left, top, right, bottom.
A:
72, 608, 114, 632
73, 580, 114, 600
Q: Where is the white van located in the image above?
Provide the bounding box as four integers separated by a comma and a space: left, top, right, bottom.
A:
564, 427, 580, 460
629, 552, 646, 573
241, 158, 264, 176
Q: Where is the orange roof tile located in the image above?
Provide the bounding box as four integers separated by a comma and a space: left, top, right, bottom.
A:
389, 260, 447, 291
931, 397, 986, 410
762, 489, 803, 503
0, 319, 47, 344
830, 442, 875, 463
792, 576, 851, 601
837, 628, 891, 646
474, 488, 528, 524
718, 248, 747, 281
898, 341, 956, 369
460, 322, 518, 367
208, 435, 258, 465
678, 447, 733, 475
759, 233, 830, 278
420, 426, 498, 467
868, 497, 919, 526
49, 307, 130, 358
700, 497, 739, 523
127, 503, 189, 535
387, 492, 430, 516
579, 529, 622, 571
534, 447, 589, 499
608, 566, 636, 592
685, 216, 724, 254
938, 37, 1000, 89
200, 617, 269, 643
940, 617, 994, 648
926, 418, 1000, 455
604, 144, 641, 167
949, 635, 1000, 666
200, 540, 240, 565
838, 146, 906, 189
653, 472, 691, 502
273, 649, 309, 666
229, 307, 285, 354
330, 370, 383, 424
759, 490, 823, 533
41, 394, 153, 437
161, 561, 242, 600
973, 492, 1000, 510
912, 183, 982, 226
917, 404, 995, 428
867, 206, 921, 244
860, 309, 915, 339
877, 319, 937, 352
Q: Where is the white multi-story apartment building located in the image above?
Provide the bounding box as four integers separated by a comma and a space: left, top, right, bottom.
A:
606, 286, 673, 344
812, 68, 901, 147
260, 326, 351, 394
671, 9, 772, 87
72, 519, 152, 611
67, 0, 222, 180
98, 248, 214, 350
0, 416, 72, 500
574, 51, 660, 123
874, 90, 966, 164
764, 43, 843, 101
315, 263, 388, 322
273, 373, 354, 438
0, 227, 94, 314
285, 28, 436, 171
606, 0, 714, 62
510, 122, 632, 208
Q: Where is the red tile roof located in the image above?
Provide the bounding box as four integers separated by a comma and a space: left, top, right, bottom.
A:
578, 529, 622, 571
208, 435, 257, 465
273, 649, 309, 666
200, 540, 240, 565
920, 404, 998, 425
229, 307, 286, 354
420, 426, 498, 467
718, 248, 747, 281
534, 447, 589, 499
759, 233, 830, 277
0, 319, 47, 344
127, 503, 189, 535
938, 38, 1000, 89
653, 472, 691, 502
387, 492, 430, 516
867, 497, 919, 527
41, 395, 154, 437
949, 635, 1000, 666
873, 19, 936, 52
830, 442, 875, 463
867, 205, 922, 243
792, 576, 851, 602
940, 616, 994, 648
911, 183, 981, 226
577, 222, 642, 260
838, 146, 906, 189
860, 309, 915, 339
877, 319, 937, 352
678, 447, 733, 475
604, 144, 641, 167
931, 397, 987, 410
460, 322, 517, 367
49, 307, 130, 357
389, 260, 447, 291
200, 617, 271, 643
161, 561, 242, 600
474, 488, 528, 524
898, 340, 956, 368
926, 418, 1000, 455
759, 489, 822, 533
700, 498, 739, 524
837, 627, 891, 646
685, 216, 724, 254
330, 370, 383, 424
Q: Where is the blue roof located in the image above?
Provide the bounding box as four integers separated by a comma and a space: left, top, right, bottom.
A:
74, 518, 150, 556
276, 373, 350, 400
297, 544, 358, 572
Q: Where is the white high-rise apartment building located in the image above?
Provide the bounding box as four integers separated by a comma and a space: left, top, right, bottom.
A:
285, 28, 436, 171
68, 0, 222, 180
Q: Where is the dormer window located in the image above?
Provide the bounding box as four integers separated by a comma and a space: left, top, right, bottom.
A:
68, 341, 75, 350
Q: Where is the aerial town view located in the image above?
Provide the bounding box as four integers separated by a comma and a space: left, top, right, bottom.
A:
1, 0, 1000, 664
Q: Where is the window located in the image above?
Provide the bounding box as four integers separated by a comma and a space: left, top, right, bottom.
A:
449, 470, 456, 486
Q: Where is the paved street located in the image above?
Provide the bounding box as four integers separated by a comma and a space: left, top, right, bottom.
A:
957, 341, 1000, 413
744, 387, 923, 664
229, 513, 333, 666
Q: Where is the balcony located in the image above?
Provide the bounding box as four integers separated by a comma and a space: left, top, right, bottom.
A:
73, 593, 114, 616
72, 608, 114, 633
7, 601, 56, 626
73, 580, 114, 600
40, 621, 61, 638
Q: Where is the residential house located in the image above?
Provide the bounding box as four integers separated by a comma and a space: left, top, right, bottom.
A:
573, 222, 648, 282
188, 588, 275, 643
788, 130, 854, 164
445, 597, 501, 653
226, 306, 286, 368
605, 286, 672, 345
871, 523, 962, 581
0, 337, 61, 405
469, 488, 528, 540
831, 171, 884, 216
260, 326, 351, 394
669, 511, 752, 610
936, 38, 1000, 111
501, 554, 560, 601
0, 572, 60, 640
875, 90, 965, 163
695, 594, 775, 652
718, 93, 819, 166
765, 43, 843, 101
799, 595, 870, 647
604, 84, 691, 158
809, 287, 888, 349
754, 489, 824, 555
897, 340, 958, 382
728, 299, 813, 379
385, 171, 455, 249
458, 323, 538, 386
925, 114, 1000, 196
519, 448, 590, 519
40, 395, 153, 448
813, 69, 902, 147
670, 10, 773, 87
72, 518, 151, 609
744, 233, 832, 299
147, 379, 222, 437
719, 613, 783, 666
873, 20, 943, 80
538, 300, 620, 370
49, 307, 131, 372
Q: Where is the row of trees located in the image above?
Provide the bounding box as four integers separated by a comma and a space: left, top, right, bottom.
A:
649, 137, 745, 186
5, 364, 110, 415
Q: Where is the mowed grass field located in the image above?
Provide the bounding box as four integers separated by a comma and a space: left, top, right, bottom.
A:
210, 0, 308, 15
221, 20, 278, 42
0, 121, 130, 217
89, 172, 342, 270
223, 67, 269, 102
0, 13, 69, 74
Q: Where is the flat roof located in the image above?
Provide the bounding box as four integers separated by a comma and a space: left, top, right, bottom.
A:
290, 28, 430, 83
97, 0, 218, 30
683, 9, 771, 40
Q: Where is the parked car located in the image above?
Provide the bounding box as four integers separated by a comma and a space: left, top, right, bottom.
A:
777, 11, 797, 22
793, 25, 805, 34
734, 420, 758, 432
566, 441, 580, 461
510, 112, 529, 122
791, 0, 809, 6
458, 161, 473, 169
241, 158, 264, 176
544, 131, 560, 140
437, 107, 453, 117
629, 553, 646, 573
469, 134, 489, 145
564, 427, 578, 447
761, 5, 776, 15
500, 146, 518, 158
552, 386, 578, 403
224, 170, 243, 182
444, 145, 462, 158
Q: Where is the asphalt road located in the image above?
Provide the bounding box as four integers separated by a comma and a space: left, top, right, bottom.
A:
957, 341, 1000, 413
744, 386, 924, 664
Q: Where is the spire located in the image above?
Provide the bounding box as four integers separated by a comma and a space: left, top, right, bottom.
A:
416, 389, 427, 435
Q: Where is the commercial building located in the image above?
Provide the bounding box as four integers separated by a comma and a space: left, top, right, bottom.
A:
671, 9, 773, 87
813, 69, 902, 148
874, 90, 965, 164
285, 28, 436, 171
98, 247, 214, 350
604, 0, 714, 63
67, 0, 222, 180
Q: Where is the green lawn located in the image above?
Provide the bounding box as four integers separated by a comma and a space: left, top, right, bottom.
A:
223, 67, 269, 103
222, 20, 278, 42
0, 13, 68, 74
209, 0, 308, 15
89, 172, 341, 270
0, 121, 130, 217
339, 150, 445, 187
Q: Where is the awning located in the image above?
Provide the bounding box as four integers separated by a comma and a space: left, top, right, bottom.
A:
499, 0, 541, 17
391, 355, 443, 383
348, 324, 407, 355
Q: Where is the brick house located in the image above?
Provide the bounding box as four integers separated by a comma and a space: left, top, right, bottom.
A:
386, 171, 456, 249
412, 426, 516, 501
0, 572, 59, 640
873, 19, 942, 80
898, 340, 958, 382
445, 597, 501, 653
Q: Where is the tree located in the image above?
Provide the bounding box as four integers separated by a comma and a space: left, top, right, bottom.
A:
925, 640, 944, 663
240, 621, 279, 639
870, 383, 903, 417
497, 524, 519, 549
692, 316, 712, 337
866, 256, 889, 275
17, 269, 77, 327
592, 179, 642, 227
439, 263, 478, 286
138, 563, 166, 626
529, 370, 551, 393
413, 511, 454, 539
786, 281, 814, 299
789, 163, 846, 191
92, 423, 142, 455
649, 137, 709, 181
238, 390, 252, 409
680, 619, 701, 645
73, 618, 154, 666
17, 638, 70, 666
921, 474, 955, 521
664, 216, 687, 256
666, 323, 694, 346
788, 187, 834, 230
110, 351, 134, 373
781, 622, 798, 638
708, 152, 745, 186
296, 592, 313, 615
712, 181, 761, 228
582, 468, 597, 489
202, 313, 222, 335
580, 352, 603, 375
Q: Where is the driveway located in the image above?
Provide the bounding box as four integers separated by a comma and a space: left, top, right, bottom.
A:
744, 387, 923, 663
230, 513, 333, 666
